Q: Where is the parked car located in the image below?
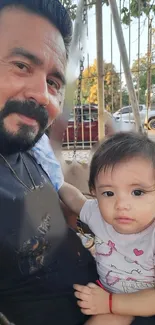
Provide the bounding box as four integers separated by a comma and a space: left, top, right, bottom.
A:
113, 104, 155, 130
144, 109, 155, 130
113, 104, 147, 125
62, 104, 115, 146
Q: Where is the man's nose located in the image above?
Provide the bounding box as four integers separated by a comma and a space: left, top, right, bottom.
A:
24, 77, 49, 107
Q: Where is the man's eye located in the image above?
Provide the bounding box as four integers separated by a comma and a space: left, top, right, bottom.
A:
102, 191, 114, 197
132, 189, 144, 196
47, 79, 60, 90
14, 62, 29, 71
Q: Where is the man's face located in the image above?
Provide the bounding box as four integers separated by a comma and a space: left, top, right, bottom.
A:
0, 7, 67, 154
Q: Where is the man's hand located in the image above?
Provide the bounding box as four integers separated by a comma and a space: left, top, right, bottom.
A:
73, 283, 110, 315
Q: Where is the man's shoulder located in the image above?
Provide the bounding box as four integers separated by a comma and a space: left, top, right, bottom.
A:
22, 151, 51, 181
33, 134, 55, 158
30, 135, 64, 192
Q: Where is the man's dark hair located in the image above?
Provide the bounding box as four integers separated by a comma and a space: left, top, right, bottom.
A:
0, 0, 72, 57
89, 131, 155, 190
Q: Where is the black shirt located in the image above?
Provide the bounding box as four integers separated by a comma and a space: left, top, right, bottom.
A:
0, 153, 97, 325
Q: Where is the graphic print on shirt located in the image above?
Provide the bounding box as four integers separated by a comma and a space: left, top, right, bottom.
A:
95, 236, 155, 293
18, 214, 51, 275
105, 267, 154, 293
133, 248, 144, 256
124, 256, 154, 271
95, 237, 117, 256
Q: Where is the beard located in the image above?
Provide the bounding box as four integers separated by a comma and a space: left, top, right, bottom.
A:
0, 100, 49, 155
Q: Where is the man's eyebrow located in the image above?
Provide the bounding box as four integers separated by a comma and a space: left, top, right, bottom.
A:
7, 47, 43, 66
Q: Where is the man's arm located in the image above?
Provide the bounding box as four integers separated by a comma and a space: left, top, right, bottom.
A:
58, 181, 87, 216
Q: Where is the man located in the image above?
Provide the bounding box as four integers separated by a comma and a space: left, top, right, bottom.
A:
0, 1, 153, 325
0, 1, 96, 324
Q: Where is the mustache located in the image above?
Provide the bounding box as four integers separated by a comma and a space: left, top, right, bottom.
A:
0, 100, 49, 129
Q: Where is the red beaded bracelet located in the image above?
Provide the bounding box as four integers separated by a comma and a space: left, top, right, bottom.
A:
109, 293, 113, 313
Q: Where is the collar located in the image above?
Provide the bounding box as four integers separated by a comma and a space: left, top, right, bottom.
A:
0, 153, 20, 166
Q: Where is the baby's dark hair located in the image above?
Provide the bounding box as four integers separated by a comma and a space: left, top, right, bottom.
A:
89, 132, 155, 191
0, 0, 72, 58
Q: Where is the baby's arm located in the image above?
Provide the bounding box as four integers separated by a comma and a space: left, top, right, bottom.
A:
112, 288, 155, 316
74, 283, 134, 324
74, 283, 155, 317
85, 314, 133, 325
58, 181, 87, 215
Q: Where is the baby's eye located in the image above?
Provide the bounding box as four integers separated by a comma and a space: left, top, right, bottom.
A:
132, 189, 145, 196
102, 191, 114, 197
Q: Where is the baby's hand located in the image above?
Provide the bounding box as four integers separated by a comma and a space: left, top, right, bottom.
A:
73, 282, 110, 315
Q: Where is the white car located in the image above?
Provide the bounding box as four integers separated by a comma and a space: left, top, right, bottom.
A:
113, 104, 147, 124
113, 104, 155, 130
144, 110, 155, 130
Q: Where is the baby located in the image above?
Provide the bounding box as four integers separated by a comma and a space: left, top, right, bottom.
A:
74, 132, 155, 325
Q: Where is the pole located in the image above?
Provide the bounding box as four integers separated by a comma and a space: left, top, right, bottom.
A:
146, 17, 152, 113
95, 0, 105, 140
108, 0, 143, 133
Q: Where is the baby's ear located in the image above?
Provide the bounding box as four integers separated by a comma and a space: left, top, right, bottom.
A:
90, 188, 96, 198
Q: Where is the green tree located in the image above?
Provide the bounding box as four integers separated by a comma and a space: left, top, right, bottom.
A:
120, 0, 153, 25
60, 0, 154, 24
131, 54, 155, 104
122, 88, 130, 106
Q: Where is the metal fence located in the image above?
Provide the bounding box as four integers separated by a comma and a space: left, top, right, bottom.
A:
63, 0, 155, 150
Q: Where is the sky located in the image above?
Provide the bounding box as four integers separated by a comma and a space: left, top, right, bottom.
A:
85, 1, 154, 78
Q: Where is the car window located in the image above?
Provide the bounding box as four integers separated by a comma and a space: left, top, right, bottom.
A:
91, 110, 98, 120
68, 113, 74, 122
69, 107, 98, 123
120, 106, 132, 114
82, 109, 98, 121
69, 109, 82, 122
83, 111, 90, 121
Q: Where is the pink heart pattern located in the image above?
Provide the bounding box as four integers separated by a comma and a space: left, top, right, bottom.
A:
133, 248, 144, 256
106, 271, 120, 286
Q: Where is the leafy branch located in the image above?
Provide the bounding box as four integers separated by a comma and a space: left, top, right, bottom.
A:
60, 0, 155, 24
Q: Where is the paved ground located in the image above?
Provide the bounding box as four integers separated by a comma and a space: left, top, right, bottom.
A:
62, 149, 91, 163
62, 130, 155, 163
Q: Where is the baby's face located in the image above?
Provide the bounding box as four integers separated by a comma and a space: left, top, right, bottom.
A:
93, 157, 155, 234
